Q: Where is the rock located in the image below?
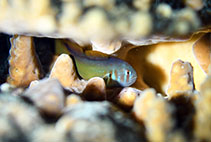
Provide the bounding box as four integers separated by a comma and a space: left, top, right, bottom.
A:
133, 88, 173, 142
167, 60, 195, 98
193, 33, 211, 74
194, 75, 211, 141
66, 94, 82, 107
130, 12, 152, 38
91, 39, 121, 54
125, 34, 207, 93
7, 35, 42, 87
0, 94, 43, 142
114, 87, 141, 110
168, 92, 196, 140
23, 78, 65, 116
31, 125, 66, 142
57, 101, 146, 142
185, 0, 204, 10
49, 53, 87, 93
0, 0, 208, 42
82, 77, 106, 101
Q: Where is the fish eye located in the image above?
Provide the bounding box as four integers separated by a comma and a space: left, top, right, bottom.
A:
126, 70, 130, 75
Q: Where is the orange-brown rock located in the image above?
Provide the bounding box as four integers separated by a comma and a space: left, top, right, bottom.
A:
7, 35, 42, 87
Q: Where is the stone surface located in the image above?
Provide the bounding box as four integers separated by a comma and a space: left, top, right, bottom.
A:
7, 35, 42, 87
0, 0, 209, 43
133, 88, 173, 142
49, 53, 87, 93
23, 78, 65, 116
194, 75, 211, 141
114, 87, 141, 109
57, 101, 146, 142
82, 77, 106, 101
0, 94, 43, 142
167, 60, 195, 97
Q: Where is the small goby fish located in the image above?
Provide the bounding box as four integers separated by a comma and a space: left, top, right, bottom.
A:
62, 40, 137, 87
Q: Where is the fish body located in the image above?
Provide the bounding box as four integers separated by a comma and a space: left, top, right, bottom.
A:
63, 40, 137, 87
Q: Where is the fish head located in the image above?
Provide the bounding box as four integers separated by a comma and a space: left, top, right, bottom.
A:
118, 63, 137, 87
105, 62, 137, 87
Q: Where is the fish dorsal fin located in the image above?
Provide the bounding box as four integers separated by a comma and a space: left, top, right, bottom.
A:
61, 39, 110, 59
84, 50, 109, 59
62, 39, 85, 57
193, 33, 211, 74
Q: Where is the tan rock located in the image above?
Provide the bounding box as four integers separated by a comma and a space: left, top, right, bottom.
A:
114, 87, 141, 109
49, 53, 87, 93
31, 125, 66, 142
7, 35, 42, 87
185, 0, 204, 10
126, 34, 207, 93
133, 0, 152, 11
78, 8, 114, 41
83, 0, 115, 10
82, 77, 106, 101
23, 78, 65, 116
66, 94, 82, 107
56, 102, 145, 142
91, 39, 122, 54
194, 75, 211, 141
156, 3, 172, 18
0, 94, 43, 135
193, 33, 211, 74
133, 88, 173, 142
130, 12, 152, 38
167, 60, 195, 97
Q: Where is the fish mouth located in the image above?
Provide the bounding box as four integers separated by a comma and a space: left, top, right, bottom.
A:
125, 76, 137, 87
130, 76, 137, 85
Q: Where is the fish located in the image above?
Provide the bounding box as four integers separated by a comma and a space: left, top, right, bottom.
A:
61, 40, 137, 87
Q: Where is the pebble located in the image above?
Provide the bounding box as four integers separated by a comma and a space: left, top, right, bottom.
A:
23, 78, 65, 116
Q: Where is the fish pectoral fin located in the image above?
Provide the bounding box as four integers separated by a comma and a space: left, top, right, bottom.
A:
103, 73, 111, 85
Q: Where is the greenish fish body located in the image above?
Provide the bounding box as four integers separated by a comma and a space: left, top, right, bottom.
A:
63, 40, 137, 87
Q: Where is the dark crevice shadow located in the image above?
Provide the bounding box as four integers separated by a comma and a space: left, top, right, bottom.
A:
169, 95, 196, 141
33, 37, 55, 76
0, 33, 11, 84
126, 45, 167, 94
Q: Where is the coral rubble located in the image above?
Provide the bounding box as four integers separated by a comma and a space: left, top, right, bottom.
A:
7, 35, 42, 87
0, 0, 210, 141
0, 0, 210, 42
